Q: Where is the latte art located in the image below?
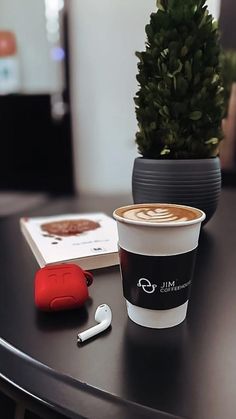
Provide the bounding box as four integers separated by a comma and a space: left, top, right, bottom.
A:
123, 208, 189, 223
115, 204, 202, 224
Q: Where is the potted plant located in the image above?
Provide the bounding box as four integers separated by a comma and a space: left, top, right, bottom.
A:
132, 0, 224, 223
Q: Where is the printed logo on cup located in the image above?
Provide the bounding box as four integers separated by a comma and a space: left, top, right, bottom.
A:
137, 278, 157, 294
119, 247, 197, 310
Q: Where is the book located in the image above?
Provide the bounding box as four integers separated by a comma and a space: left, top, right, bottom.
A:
20, 212, 119, 270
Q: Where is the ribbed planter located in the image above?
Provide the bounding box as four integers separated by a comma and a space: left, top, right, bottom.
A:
132, 157, 221, 224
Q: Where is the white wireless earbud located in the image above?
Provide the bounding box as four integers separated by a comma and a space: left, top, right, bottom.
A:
77, 304, 112, 343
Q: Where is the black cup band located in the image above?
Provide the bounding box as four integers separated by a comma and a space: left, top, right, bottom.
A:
119, 247, 197, 310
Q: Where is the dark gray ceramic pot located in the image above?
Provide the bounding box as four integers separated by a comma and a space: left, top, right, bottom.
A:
132, 157, 221, 224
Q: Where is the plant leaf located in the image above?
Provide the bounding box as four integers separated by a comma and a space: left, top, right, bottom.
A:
156, 0, 165, 11
205, 138, 219, 145
189, 111, 202, 120
160, 147, 170, 155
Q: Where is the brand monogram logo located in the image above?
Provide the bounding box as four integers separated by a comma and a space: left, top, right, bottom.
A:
137, 278, 157, 294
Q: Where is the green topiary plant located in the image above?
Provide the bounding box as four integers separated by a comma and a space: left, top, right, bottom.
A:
134, 0, 224, 159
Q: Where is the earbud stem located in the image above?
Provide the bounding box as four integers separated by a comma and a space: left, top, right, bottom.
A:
77, 321, 110, 343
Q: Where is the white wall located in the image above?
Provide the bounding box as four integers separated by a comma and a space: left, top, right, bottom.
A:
69, 0, 155, 195
69, 0, 221, 195
207, 0, 221, 19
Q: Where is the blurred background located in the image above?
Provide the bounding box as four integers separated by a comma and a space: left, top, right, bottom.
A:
0, 0, 234, 215
0, 1, 235, 417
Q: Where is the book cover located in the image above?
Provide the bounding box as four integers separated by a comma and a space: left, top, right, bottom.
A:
20, 212, 119, 270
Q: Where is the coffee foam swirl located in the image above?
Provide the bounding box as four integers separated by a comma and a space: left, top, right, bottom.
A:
116, 204, 202, 224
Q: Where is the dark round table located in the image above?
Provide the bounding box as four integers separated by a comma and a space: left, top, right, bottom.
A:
0, 191, 236, 419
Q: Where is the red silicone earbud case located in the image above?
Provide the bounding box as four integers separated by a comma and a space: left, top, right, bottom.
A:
34, 263, 93, 311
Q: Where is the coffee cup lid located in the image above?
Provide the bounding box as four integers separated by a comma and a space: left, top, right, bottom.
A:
113, 203, 206, 227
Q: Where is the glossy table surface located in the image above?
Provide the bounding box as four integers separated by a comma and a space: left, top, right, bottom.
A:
0, 190, 236, 419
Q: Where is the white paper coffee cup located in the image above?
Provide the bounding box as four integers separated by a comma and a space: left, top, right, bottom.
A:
113, 203, 205, 328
